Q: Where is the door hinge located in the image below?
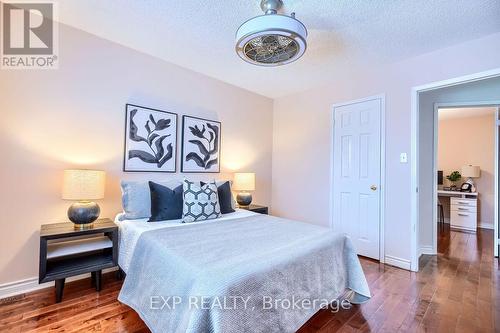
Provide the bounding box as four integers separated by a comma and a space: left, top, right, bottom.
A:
416, 187, 419, 193
496, 119, 500, 126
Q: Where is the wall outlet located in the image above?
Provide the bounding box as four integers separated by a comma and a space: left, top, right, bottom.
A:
400, 153, 408, 163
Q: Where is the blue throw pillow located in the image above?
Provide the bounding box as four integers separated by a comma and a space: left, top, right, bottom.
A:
216, 181, 235, 214
148, 181, 183, 222
201, 180, 235, 214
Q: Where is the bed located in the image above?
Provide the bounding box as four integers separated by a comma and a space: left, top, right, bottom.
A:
116, 209, 370, 333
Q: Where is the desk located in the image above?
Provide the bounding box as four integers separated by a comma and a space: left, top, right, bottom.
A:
437, 190, 478, 198
437, 190, 478, 232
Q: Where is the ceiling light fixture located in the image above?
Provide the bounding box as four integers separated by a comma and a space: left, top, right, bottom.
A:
235, 0, 307, 66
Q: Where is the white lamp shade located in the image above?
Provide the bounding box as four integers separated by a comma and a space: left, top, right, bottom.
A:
62, 169, 105, 200
233, 173, 255, 191
461, 165, 480, 178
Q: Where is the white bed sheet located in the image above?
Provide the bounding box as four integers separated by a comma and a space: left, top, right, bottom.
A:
115, 209, 258, 273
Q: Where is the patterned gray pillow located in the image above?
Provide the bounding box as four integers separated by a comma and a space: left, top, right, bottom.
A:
182, 179, 221, 223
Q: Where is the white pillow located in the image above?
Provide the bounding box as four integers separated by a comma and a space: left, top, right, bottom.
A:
182, 179, 221, 223
120, 180, 181, 220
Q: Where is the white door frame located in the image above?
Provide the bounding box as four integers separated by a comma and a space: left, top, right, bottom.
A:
432, 101, 500, 255
330, 94, 386, 263
410, 67, 500, 271
496, 106, 499, 258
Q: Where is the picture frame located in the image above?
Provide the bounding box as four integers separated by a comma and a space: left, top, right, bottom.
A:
123, 103, 177, 172
181, 115, 221, 173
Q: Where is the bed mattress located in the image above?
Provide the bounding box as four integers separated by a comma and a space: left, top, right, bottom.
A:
116, 212, 370, 333
115, 209, 258, 273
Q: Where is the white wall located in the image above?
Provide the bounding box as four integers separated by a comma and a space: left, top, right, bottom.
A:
272, 32, 500, 270
438, 110, 496, 228
0, 24, 273, 285
418, 78, 500, 249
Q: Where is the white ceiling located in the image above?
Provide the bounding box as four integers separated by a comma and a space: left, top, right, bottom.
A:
438, 107, 497, 120
58, 0, 500, 98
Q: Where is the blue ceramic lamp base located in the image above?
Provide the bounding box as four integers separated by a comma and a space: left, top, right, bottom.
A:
68, 201, 100, 229
236, 192, 252, 206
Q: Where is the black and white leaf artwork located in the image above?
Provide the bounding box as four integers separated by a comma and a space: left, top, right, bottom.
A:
181, 116, 220, 173
124, 104, 177, 172
128, 109, 173, 168
185, 123, 218, 169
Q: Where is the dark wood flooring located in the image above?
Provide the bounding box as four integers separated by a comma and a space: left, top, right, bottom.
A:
1, 225, 497, 332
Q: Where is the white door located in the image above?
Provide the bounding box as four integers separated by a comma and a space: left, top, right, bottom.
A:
333, 98, 382, 259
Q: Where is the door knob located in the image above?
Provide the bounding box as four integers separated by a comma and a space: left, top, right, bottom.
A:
370, 185, 377, 191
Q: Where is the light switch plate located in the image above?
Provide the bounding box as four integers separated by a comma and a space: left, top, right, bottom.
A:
400, 153, 408, 163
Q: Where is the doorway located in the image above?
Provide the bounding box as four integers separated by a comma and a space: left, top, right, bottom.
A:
331, 95, 385, 261
434, 105, 499, 256
411, 69, 500, 271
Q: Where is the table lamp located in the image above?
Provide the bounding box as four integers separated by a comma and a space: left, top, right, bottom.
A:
461, 165, 480, 192
62, 169, 105, 228
233, 172, 255, 206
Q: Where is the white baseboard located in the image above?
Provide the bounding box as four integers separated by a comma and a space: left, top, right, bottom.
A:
384, 255, 411, 270
418, 245, 435, 257
478, 221, 494, 230
0, 277, 51, 300
0, 267, 118, 300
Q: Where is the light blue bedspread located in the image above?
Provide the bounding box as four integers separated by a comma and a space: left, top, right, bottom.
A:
118, 214, 370, 333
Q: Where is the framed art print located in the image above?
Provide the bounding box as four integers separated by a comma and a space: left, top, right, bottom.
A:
124, 104, 177, 172
181, 115, 221, 173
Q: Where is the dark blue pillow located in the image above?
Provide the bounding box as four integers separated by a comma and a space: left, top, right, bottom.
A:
217, 181, 235, 214
201, 181, 235, 214
148, 181, 183, 222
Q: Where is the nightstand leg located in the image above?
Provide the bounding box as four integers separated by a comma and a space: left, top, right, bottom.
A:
91, 271, 96, 287
95, 270, 102, 291
55, 278, 65, 303
116, 268, 124, 280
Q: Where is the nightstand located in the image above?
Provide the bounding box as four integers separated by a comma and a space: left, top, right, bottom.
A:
238, 204, 268, 214
39, 218, 118, 302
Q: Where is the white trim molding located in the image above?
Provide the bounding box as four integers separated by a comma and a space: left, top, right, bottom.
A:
410, 67, 500, 272
418, 245, 435, 258
0, 277, 51, 300
0, 267, 118, 300
384, 255, 411, 270
495, 106, 499, 257
433, 101, 500, 255
479, 221, 494, 230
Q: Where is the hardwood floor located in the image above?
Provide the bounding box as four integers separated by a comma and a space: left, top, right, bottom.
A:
299, 225, 498, 332
1, 225, 497, 332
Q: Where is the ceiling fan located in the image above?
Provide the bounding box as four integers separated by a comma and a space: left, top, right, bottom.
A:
235, 0, 307, 66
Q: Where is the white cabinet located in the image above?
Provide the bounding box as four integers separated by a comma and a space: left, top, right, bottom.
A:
450, 197, 477, 232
